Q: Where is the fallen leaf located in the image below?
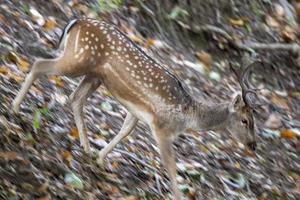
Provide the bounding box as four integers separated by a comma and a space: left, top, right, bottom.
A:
280, 129, 298, 139
61, 150, 73, 163
271, 94, 290, 110
18, 58, 30, 72
196, 51, 212, 70
265, 15, 280, 27
9, 74, 24, 83
281, 25, 296, 42
6, 52, 19, 64
49, 76, 64, 87
43, 17, 57, 31
0, 66, 9, 75
127, 33, 144, 44
229, 18, 244, 27
0, 151, 18, 160
69, 127, 79, 139
111, 161, 119, 170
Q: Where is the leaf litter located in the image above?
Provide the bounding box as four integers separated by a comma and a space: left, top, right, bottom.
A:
0, 0, 299, 200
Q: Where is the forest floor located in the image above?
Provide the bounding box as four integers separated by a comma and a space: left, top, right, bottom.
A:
0, 0, 299, 199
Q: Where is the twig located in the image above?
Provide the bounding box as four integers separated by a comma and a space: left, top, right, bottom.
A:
235, 42, 300, 54
90, 140, 158, 172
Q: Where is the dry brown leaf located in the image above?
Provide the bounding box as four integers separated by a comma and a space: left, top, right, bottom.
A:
0, 66, 9, 75
271, 94, 290, 110
6, 52, 19, 64
281, 25, 297, 42
295, 3, 300, 20
124, 196, 139, 200
43, 17, 57, 31
0, 151, 18, 160
69, 127, 79, 139
111, 161, 119, 170
229, 18, 244, 27
61, 150, 73, 162
9, 74, 24, 83
280, 129, 298, 139
37, 196, 50, 200
196, 51, 212, 70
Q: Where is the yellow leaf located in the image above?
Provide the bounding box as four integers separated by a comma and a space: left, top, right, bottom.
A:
280, 129, 298, 139
144, 39, 155, 49
230, 18, 244, 26
43, 17, 57, 31
18, 58, 30, 72
49, 76, 64, 87
128, 34, 144, 44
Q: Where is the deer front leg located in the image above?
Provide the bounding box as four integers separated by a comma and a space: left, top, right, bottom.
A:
154, 130, 182, 200
97, 112, 137, 166
70, 76, 101, 154
13, 58, 61, 113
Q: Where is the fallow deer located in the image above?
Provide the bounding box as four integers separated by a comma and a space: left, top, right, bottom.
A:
13, 18, 259, 199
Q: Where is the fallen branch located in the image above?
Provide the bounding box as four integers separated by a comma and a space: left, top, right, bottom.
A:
176, 21, 300, 62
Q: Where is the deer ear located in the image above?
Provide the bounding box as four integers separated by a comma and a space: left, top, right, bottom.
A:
229, 94, 243, 113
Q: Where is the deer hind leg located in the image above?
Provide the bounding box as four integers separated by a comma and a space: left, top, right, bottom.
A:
70, 76, 101, 154
153, 129, 182, 200
12, 58, 63, 113
97, 112, 138, 166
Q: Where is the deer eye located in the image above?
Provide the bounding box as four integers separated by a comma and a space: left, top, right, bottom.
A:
241, 119, 248, 124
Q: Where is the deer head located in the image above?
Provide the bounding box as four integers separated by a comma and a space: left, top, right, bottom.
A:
226, 57, 262, 151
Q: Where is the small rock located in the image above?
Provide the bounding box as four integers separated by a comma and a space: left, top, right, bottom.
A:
209, 71, 221, 82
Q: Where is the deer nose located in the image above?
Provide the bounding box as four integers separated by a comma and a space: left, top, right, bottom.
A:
246, 141, 257, 151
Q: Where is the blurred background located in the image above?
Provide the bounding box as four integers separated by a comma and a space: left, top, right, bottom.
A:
0, 0, 300, 199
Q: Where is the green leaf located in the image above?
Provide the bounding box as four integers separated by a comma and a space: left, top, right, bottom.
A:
64, 172, 84, 190
168, 6, 189, 20
33, 109, 41, 130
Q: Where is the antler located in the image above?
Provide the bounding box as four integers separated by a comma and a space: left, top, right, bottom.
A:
230, 56, 264, 108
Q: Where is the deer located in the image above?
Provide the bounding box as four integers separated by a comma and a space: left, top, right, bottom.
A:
12, 18, 259, 200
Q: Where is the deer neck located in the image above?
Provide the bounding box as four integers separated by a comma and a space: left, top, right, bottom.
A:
187, 100, 231, 131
